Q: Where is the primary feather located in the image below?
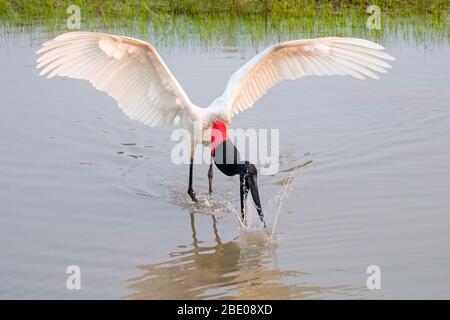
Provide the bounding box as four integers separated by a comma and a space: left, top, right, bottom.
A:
37, 33, 395, 143
37, 32, 201, 127
219, 37, 395, 118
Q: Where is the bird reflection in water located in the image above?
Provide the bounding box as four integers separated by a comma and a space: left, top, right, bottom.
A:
125, 211, 341, 300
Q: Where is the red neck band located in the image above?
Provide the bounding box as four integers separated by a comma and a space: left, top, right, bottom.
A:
211, 120, 228, 155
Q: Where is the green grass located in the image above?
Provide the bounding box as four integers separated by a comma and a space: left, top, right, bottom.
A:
0, 0, 448, 46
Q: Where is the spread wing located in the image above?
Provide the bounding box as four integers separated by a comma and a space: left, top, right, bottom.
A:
219, 37, 395, 118
37, 32, 200, 126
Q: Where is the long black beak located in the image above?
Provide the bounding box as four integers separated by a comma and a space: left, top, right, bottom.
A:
239, 162, 265, 228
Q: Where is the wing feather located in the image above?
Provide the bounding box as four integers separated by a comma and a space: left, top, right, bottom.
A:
218, 37, 395, 118
37, 32, 200, 127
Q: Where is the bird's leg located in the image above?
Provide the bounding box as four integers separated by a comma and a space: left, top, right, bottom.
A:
188, 155, 197, 203
208, 158, 213, 194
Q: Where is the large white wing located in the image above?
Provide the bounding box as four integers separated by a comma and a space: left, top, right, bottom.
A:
37, 32, 200, 126
219, 37, 395, 118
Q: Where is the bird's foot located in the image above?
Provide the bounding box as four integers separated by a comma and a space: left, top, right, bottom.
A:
208, 183, 213, 194
188, 188, 198, 203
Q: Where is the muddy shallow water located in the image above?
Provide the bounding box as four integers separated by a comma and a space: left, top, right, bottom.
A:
0, 32, 449, 299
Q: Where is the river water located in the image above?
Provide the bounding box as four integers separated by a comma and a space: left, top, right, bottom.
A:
0, 31, 449, 299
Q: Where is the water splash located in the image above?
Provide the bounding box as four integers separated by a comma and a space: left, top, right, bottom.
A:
175, 191, 235, 215
235, 174, 294, 244
118, 154, 297, 246
269, 174, 294, 242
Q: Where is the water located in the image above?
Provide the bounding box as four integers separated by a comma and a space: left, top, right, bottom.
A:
0, 32, 449, 299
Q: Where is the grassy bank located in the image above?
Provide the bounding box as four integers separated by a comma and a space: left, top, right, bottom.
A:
0, 0, 448, 46
1, 0, 448, 20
